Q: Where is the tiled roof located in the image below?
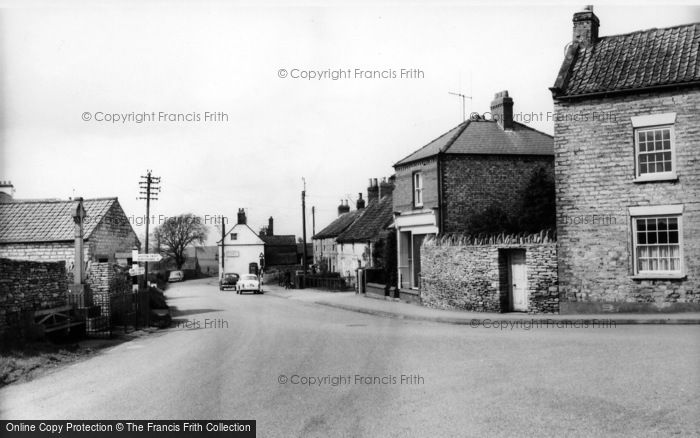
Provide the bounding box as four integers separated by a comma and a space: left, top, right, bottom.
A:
395, 120, 553, 166
260, 234, 296, 246
0, 198, 119, 244
312, 209, 363, 240
554, 23, 700, 97
336, 195, 394, 244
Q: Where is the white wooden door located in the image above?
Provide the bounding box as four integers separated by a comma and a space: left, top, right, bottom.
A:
509, 251, 528, 312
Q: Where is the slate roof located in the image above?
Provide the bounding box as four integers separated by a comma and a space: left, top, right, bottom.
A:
336, 195, 394, 244
260, 234, 296, 246
395, 120, 553, 166
312, 209, 363, 240
553, 22, 700, 98
0, 198, 121, 244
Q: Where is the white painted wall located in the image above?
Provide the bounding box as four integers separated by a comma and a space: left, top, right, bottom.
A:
220, 223, 265, 278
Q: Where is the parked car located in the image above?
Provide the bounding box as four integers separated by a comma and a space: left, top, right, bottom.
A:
168, 270, 184, 282
237, 274, 262, 294
219, 273, 240, 291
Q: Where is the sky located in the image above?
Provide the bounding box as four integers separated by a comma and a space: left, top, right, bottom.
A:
1, 1, 699, 245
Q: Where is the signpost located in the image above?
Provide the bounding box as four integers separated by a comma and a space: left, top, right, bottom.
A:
129, 267, 146, 276
134, 253, 163, 262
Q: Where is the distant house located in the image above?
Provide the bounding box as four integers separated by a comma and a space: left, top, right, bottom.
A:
312, 201, 363, 273
551, 8, 700, 312
335, 178, 395, 282
312, 178, 394, 284
296, 243, 313, 266
0, 190, 140, 269
184, 246, 219, 277
392, 91, 554, 303
219, 209, 265, 277
258, 217, 298, 269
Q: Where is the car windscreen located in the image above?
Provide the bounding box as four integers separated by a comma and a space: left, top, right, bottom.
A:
241, 275, 257, 281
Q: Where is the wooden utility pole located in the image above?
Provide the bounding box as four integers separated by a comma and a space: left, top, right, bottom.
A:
301, 178, 308, 288
221, 220, 226, 276
312, 206, 316, 236
139, 170, 160, 285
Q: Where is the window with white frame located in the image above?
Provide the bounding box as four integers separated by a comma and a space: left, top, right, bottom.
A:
631, 113, 677, 181
630, 205, 683, 277
413, 172, 423, 207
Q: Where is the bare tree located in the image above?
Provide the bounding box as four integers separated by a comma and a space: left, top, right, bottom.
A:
153, 214, 208, 269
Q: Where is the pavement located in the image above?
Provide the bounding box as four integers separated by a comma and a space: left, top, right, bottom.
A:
264, 284, 700, 325
2, 278, 699, 437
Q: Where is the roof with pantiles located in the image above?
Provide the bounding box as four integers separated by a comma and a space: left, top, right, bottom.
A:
553, 22, 700, 98
0, 198, 120, 243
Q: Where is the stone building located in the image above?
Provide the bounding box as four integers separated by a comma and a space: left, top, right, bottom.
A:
0, 196, 140, 268
551, 8, 700, 312
392, 91, 554, 305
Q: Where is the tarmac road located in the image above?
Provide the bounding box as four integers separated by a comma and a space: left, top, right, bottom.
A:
1, 278, 699, 437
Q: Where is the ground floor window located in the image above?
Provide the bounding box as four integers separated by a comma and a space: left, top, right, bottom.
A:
630, 205, 683, 277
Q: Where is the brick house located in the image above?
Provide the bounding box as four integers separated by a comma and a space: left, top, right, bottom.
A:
0, 196, 140, 268
551, 8, 700, 312
393, 91, 554, 304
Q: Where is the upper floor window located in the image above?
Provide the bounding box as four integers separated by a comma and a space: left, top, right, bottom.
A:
230, 233, 238, 240
629, 205, 684, 279
413, 172, 423, 207
631, 113, 677, 182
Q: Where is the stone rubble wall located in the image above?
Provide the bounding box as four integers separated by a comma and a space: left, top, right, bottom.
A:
421, 242, 558, 314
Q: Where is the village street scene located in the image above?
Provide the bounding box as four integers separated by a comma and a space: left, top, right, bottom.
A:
0, 3, 699, 438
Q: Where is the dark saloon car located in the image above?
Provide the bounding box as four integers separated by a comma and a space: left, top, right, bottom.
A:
219, 273, 240, 291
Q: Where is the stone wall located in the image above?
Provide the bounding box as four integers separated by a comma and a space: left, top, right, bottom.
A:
0, 242, 86, 268
421, 240, 558, 314
85, 262, 133, 321
0, 258, 68, 335
441, 155, 554, 233
554, 87, 700, 312
88, 201, 140, 263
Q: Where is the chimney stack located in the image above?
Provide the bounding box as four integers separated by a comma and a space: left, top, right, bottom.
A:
367, 178, 379, 204
267, 216, 274, 236
490, 90, 514, 131
338, 199, 350, 216
572, 5, 599, 47
237, 208, 247, 225
379, 177, 395, 199
0, 180, 14, 202
356, 193, 365, 209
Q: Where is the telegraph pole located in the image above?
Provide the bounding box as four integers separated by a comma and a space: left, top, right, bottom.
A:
221, 220, 226, 277
312, 206, 316, 236
301, 178, 308, 288
139, 170, 161, 285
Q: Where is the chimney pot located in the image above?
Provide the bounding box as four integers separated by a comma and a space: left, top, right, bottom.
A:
237, 208, 247, 225
356, 193, 366, 209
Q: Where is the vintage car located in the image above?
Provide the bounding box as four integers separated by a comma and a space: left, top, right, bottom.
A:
219, 273, 240, 291
168, 270, 184, 282
236, 274, 262, 294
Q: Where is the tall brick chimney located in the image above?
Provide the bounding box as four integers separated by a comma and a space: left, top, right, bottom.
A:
267, 216, 274, 236
490, 90, 514, 131
237, 208, 247, 225
338, 199, 350, 216
573, 5, 599, 46
0, 180, 14, 202
356, 193, 365, 209
379, 177, 394, 199
367, 178, 379, 204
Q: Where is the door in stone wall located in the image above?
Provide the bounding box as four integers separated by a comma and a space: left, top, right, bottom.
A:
508, 250, 527, 311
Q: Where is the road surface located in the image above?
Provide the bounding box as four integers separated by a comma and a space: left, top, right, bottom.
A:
2, 278, 699, 437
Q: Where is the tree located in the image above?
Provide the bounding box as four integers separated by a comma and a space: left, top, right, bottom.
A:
152, 213, 208, 269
